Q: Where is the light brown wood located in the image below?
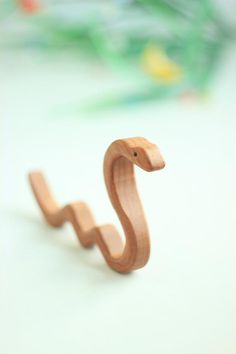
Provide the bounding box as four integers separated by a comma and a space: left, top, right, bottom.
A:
28, 137, 165, 273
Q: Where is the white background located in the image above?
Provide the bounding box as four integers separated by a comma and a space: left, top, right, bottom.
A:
1, 45, 236, 354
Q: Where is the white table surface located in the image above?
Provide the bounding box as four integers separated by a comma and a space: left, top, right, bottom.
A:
1, 46, 236, 354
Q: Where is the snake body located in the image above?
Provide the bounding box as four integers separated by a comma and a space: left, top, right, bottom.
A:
29, 137, 165, 273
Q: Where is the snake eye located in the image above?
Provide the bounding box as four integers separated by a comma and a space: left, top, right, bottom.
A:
133, 151, 138, 157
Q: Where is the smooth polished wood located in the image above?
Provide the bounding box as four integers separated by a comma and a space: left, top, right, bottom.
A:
28, 137, 165, 273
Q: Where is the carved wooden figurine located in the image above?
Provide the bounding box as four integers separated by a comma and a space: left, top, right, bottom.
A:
29, 137, 165, 273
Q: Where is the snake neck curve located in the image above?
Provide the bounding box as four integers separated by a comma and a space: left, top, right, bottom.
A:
102, 139, 150, 271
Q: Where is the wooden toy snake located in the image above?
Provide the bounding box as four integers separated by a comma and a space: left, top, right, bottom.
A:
29, 137, 165, 273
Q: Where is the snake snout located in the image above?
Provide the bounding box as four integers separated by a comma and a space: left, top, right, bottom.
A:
132, 145, 165, 172
143, 146, 166, 172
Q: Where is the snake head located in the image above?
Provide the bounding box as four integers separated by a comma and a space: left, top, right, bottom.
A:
122, 137, 166, 172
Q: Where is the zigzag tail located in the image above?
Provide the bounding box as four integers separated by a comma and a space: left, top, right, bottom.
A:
28, 172, 97, 248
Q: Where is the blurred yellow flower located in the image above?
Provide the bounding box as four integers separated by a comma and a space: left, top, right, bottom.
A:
142, 44, 182, 83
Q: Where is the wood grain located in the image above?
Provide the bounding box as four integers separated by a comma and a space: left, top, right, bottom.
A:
28, 137, 165, 273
